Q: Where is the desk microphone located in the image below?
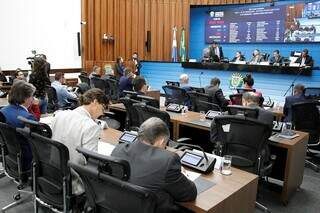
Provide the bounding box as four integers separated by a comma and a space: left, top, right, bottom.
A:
174, 142, 209, 162
199, 72, 204, 87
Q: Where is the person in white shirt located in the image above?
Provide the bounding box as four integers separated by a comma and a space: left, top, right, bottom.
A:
50, 88, 108, 194
51, 72, 77, 108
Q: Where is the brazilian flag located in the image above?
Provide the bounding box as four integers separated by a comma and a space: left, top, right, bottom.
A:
180, 27, 186, 62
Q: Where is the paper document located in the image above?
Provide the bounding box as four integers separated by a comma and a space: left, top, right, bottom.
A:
192, 149, 222, 170
183, 170, 201, 181
98, 141, 115, 156
39, 116, 54, 126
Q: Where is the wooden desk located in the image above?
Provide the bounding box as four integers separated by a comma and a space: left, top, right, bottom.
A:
100, 128, 258, 213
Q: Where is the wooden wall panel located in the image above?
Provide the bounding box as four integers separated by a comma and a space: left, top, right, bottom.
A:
82, 0, 271, 70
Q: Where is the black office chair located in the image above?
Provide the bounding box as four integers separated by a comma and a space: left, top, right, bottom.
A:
79, 74, 91, 86
229, 93, 243, 105
45, 85, 59, 113
162, 85, 188, 106
190, 87, 205, 93
17, 128, 74, 213
236, 88, 256, 94
227, 105, 259, 119
214, 115, 274, 212
0, 120, 33, 212
17, 116, 52, 138
91, 76, 110, 98
120, 97, 141, 130
77, 82, 91, 95
105, 78, 119, 102
69, 147, 157, 213
304, 87, 320, 101
292, 101, 320, 172
137, 95, 160, 108
166, 81, 180, 87
188, 91, 221, 112
132, 103, 171, 127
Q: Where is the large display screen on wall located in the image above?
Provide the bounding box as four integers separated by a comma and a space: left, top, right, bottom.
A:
205, 1, 320, 43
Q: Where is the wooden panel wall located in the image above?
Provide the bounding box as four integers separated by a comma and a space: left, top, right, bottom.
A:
81, 0, 271, 70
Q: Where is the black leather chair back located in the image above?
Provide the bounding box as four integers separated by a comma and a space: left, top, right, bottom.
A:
69, 147, 157, 213
17, 128, 72, 211
91, 77, 108, 95
120, 97, 141, 130
17, 116, 52, 138
77, 82, 91, 94
79, 74, 91, 86
292, 101, 320, 145
166, 81, 180, 87
105, 78, 119, 101
188, 91, 221, 112
214, 115, 272, 174
190, 87, 205, 93
45, 85, 59, 113
0, 122, 31, 181
162, 85, 187, 106
227, 105, 259, 119
133, 103, 170, 127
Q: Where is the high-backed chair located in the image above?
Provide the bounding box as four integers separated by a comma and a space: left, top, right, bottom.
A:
0, 120, 33, 212
120, 97, 141, 130
227, 105, 259, 119
190, 87, 205, 93
166, 81, 180, 87
229, 93, 243, 105
91, 77, 109, 97
69, 147, 157, 213
236, 88, 256, 94
79, 74, 91, 86
162, 85, 188, 106
132, 103, 171, 127
46, 85, 59, 113
214, 115, 274, 212
292, 101, 320, 172
105, 78, 119, 102
17, 116, 52, 138
188, 91, 221, 112
17, 128, 74, 213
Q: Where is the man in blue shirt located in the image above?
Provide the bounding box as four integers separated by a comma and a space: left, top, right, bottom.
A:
119, 68, 134, 97
51, 72, 77, 108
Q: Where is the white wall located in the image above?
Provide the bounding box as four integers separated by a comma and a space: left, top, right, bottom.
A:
0, 0, 81, 70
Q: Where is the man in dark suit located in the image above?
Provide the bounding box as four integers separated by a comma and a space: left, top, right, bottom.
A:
131, 52, 142, 76
0, 81, 36, 171
119, 68, 134, 97
133, 76, 148, 95
210, 92, 273, 143
205, 77, 229, 109
283, 84, 306, 122
269, 50, 284, 66
209, 41, 224, 62
112, 117, 197, 213
295, 49, 313, 67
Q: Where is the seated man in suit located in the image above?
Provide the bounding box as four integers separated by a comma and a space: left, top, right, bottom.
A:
269, 50, 284, 66
1, 80, 37, 170
205, 77, 229, 109
248, 49, 264, 65
133, 76, 148, 95
210, 92, 273, 143
295, 49, 313, 67
51, 72, 78, 108
231, 51, 246, 63
179, 73, 192, 91
119, 68, 134, 97
51, 88, 109, 194
209, 41, 224, 62
283, 84, 306, 122
112, 117, 197, 212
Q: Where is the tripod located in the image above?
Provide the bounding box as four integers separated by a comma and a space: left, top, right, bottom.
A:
283, 67, 305, 96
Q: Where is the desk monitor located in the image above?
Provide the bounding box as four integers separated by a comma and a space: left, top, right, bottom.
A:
227, 106, 259, 119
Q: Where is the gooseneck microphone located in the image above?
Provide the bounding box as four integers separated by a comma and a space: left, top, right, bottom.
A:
199, 72, 204, 87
